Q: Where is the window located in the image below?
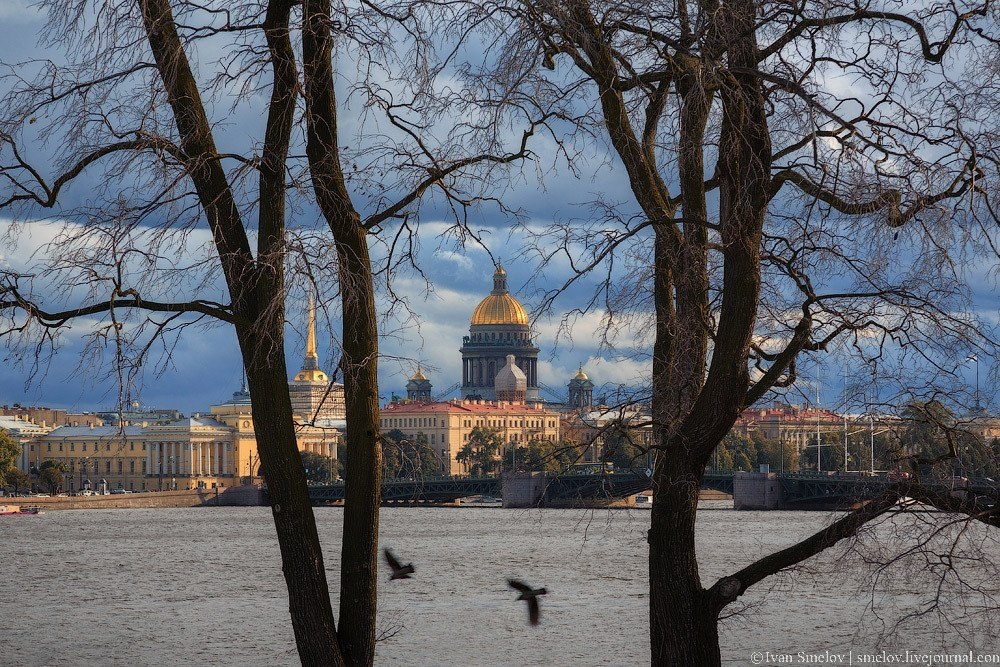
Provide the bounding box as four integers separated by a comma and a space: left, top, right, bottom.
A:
130, 461, 135, 474
105, 461, 112, 473
118, 461, 123, 474
59, 444, 63, 452
130, 443, 134, 451
70, 443, 75, 451
106, 444, 111, 452
142, 461, 147, 474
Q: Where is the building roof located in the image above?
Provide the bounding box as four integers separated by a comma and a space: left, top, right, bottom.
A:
0, 415, 51, 435
43, 425, 145, 438
470, 265, 529, 326
313, 419, 347, 430
151, 417, 231, 430
495, 355, 527, 393
383, 399, 555, 415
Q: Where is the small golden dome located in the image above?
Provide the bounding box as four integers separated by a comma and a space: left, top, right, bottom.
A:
411, 366, 427, 381
471, 265, 529, 326
574, 366, 588, 381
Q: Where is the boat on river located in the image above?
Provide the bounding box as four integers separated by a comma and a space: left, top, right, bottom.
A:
0, 504, 42, 516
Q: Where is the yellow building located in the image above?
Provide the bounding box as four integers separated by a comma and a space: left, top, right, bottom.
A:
21, 383, 342, 492
381, 395, 561, 475
20, 302, 344, 492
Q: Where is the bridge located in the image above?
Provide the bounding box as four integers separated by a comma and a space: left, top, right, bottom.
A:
734, 471, 999, 510
308, 470, 732, 506
309, 476, 501, 504
307, 470, 996, 510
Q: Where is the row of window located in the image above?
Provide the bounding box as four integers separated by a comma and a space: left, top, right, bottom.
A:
33, 441, 241, 454
383, 417, 443, 429
65, 459, 137, 474
33, 441, 133, 453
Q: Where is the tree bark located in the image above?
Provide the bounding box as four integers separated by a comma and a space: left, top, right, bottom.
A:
138, 0, 345, 662
301, 1, 383, 663
649, 461, 721, 665
240, 325, 342, 666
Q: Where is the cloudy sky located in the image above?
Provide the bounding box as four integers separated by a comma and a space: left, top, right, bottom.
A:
0, 3, 655, 414
1, 2, 997, 416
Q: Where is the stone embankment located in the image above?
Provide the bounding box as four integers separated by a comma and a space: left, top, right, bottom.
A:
2, 485, 264, 510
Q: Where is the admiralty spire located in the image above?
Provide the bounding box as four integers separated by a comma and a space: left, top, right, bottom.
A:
289, 293, 346, 422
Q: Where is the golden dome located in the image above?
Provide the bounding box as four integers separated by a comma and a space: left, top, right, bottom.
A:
470, 264, 529, 326
574, 366, 588, 381
471, 293, 529, 326
411, 366, 427, 381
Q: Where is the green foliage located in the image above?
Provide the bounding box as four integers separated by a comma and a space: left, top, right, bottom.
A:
503, 439, 578, 473
382, 431, 439, 479
898, 401, 999, 477
38, 459, 67, 493
710, 432, 796, 472
456, 427, 502, 476
798, 433, 845, 472
0, 429, 19, 478
4, 468, 30, 494
600, 423, 649, 470
301, 451, 337, 485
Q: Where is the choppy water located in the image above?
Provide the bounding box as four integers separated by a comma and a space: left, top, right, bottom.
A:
1, 504, 996, 666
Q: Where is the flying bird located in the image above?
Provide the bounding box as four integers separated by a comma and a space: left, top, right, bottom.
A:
383, 548, 415, 581
508, 578, 547, 625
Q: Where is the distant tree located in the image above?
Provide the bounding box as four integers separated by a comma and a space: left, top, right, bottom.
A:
601, 423, 649, 470
457, 427, 502, 476
898, 401, 998, 478
4, 468, 31, 496
751, 434, 797, 473
38, 460, 66, 493
301, 451, 337, 485
798, 433, 846, 472
0, 430, 19, 479
503, 439, 577, 473
382, 431, 439, 479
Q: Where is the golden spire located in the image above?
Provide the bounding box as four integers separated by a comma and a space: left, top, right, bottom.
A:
294, 290, 328, 383
305, 291, 318, 363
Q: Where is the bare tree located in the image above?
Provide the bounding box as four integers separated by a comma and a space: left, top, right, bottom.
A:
0, 1, 529, 663
408, 0, 1000, 663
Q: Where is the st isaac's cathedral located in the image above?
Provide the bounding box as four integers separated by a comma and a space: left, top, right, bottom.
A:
404, 264, 595, 409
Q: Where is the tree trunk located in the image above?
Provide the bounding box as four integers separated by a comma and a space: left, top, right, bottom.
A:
138, 0, 345, 662
649, 462, 720, 665
334, 224, 383, 665
238, 316, 343, 666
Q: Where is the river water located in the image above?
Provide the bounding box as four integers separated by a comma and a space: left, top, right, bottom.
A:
2, 504, 997, 666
